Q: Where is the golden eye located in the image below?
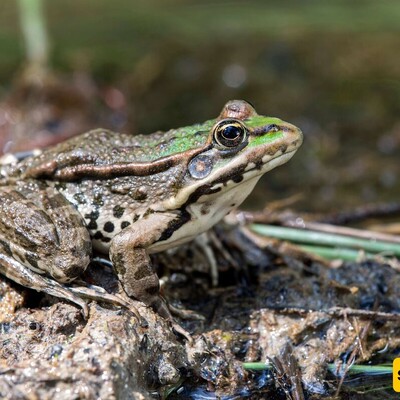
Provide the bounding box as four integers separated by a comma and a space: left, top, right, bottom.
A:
213, 119, 247, 148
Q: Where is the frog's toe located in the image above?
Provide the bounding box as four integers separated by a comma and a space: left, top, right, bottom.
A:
148, 297, 194, 341
171, 322, 193, 343
69, 283, 144, 322
41, 278, 90, 317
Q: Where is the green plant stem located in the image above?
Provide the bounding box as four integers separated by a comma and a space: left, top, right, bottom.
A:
243, 362, 393, 375
18, 0, 49, 65
298, 245, 376, 261
250, 224, 400, 257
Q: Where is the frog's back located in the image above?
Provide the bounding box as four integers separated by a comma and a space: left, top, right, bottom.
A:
2, 125, 213, 181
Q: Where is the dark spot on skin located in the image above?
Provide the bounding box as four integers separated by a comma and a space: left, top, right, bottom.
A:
70, 244, 82, 257
101, 237, 111, 243
65, 264, 82, 277
145, 285, 159, 295
158, 209, 191, 242
186, 184, 222, 205
143, 208, 154, 218
132, 215, 139, 223
253, 123, 281, 136
211, 164, 247, 185
158, 183, 224, 243
255, 160, 263, 170
121, 221, 130, 229
280, 144, 288, 153
93, 193, 104, 207
230, 203, 236, 207
86, 220, 97, 230
29, 322, 40, 330
26, 253, 39, 269
130, 187, 148, 201
85, 210, 100, 230
54, 182, 67, 190
0, 239, 12, 256
201, 204, 210, 215
265, 145, 282, 156
292, 139, 301, 147
73, 192, 86, 205
93, 231, 104, 240
85, 210, 100, 220
103, 221, 114, 233
139, 334, 149, 351
113, 205, 125, 219
232, 175, 243, 183
134, 266, 153, 280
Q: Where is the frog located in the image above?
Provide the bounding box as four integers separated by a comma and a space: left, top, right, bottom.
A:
0, 100, 302, 335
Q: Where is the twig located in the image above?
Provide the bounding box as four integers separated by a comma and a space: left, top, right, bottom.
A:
266, 305, 400, 322
334, 300, 377, 396
317, 202, 400, 225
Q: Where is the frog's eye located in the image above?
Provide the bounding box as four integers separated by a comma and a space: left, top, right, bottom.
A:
213, 119, 247, 148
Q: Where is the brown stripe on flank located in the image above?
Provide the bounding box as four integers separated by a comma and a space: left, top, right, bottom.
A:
27, 143, 213, 180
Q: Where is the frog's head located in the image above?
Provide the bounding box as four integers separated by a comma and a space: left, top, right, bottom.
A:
180, 100, 303, 204
166, 100, 302, 209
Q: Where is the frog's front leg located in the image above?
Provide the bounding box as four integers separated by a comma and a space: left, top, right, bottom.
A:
110, 211, 182, 321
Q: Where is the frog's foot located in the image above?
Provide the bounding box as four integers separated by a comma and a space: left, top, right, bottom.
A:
168, 303, 206, 321
0, 252, 145, 322
0, 253, 89, 317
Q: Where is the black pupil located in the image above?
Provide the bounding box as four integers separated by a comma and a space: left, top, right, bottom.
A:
222, 125, 241, 140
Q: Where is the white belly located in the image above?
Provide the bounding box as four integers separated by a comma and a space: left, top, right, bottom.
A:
149, 175, 260, 253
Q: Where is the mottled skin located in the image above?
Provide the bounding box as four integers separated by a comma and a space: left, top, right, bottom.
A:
0, 100, 302, 332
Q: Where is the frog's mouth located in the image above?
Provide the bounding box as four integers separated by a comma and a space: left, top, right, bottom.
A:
238, 125, 303, 178
210, 143, 300, 191
244, 147, 298, 176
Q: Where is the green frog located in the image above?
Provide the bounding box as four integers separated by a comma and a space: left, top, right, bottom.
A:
0, 100, 302, 333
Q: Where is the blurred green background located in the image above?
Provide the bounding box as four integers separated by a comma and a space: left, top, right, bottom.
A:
0, 0, 399, 212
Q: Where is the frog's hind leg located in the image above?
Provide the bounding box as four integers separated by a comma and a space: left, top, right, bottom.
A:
0, 251, 89, 316
0, 184, 92, 313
